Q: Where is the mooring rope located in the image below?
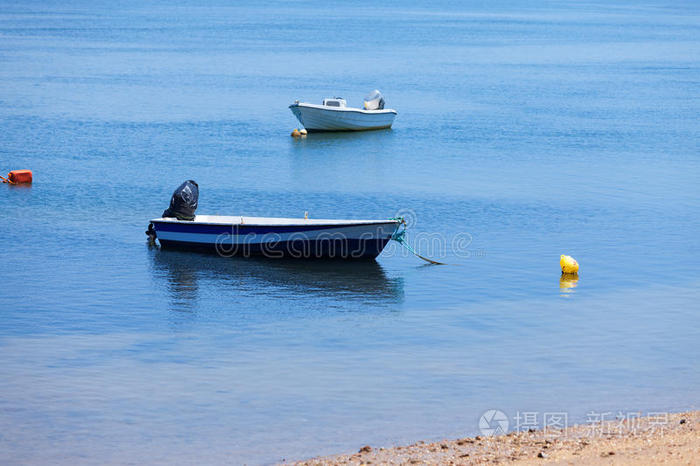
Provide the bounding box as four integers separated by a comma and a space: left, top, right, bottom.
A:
390, 217, 445, 265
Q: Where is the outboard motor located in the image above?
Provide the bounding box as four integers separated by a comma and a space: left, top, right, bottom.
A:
162, 180, 199, 221
363, 89, 385, 110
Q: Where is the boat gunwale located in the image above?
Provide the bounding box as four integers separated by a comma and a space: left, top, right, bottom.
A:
150, 217, 401, 228
289, 102, 397, 116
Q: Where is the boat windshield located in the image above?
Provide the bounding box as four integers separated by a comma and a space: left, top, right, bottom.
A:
322, 98, 346, 107
363, 90, 385, 110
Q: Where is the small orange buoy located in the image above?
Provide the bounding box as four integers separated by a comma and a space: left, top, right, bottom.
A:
2, 169, 33, 184
291, 128, 301, 137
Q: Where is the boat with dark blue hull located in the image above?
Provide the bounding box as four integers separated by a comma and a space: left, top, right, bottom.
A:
149, 215, 401, 260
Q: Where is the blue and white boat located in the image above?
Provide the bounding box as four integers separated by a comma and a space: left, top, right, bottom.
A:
289, 90, 397, 132
148, 215, 401, 260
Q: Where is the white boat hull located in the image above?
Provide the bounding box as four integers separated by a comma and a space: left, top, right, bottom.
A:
289, 103, 397, 132
150, 215, 401, 260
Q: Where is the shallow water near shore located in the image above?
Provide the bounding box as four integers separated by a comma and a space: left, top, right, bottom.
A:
1, 0, 699, 464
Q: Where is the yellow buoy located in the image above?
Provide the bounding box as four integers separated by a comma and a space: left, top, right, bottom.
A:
560, 254, 579, 274
291, 128, 301, 137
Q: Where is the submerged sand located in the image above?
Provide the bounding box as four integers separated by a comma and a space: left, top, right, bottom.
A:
294, 411, 698, 465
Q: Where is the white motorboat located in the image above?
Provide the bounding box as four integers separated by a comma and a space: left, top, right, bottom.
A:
289, 90, 397, 132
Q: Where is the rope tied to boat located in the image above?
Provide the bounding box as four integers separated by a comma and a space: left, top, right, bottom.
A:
390, 217, 445, 265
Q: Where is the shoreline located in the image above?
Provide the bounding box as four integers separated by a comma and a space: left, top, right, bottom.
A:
294, 410, 698, 465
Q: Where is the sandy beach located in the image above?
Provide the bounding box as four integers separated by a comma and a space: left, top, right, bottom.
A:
294, 411, 698, 465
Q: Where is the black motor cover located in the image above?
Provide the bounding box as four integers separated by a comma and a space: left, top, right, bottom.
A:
162, 180, 199, 221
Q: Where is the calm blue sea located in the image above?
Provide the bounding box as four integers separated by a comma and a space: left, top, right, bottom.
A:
1, 0, 699, 464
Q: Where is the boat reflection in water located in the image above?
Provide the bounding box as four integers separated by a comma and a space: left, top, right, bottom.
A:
150, 249, 405, 313
289, 125, 395, 148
